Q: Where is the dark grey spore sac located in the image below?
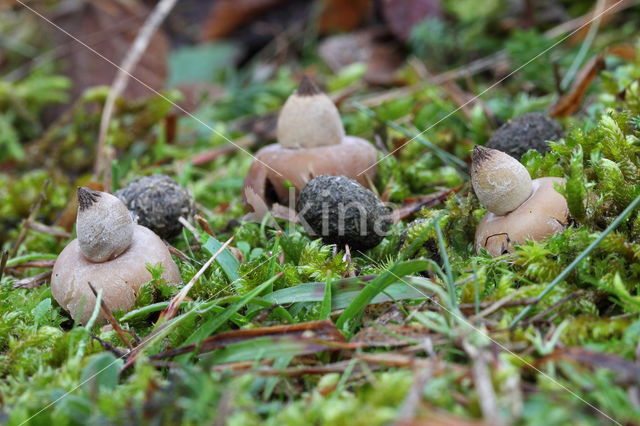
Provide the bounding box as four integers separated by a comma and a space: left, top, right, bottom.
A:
116, 175, 193, 240
296, 175, 391, 251
486, 112, 563, 159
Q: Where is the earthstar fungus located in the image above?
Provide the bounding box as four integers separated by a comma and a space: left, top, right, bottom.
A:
472, 146, 569, 256
51, 187, 181, 324
242, 76, 378, 209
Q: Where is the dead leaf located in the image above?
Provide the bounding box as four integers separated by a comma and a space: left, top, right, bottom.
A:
542, 347, 640, 386
318, 0, 372, 33
382, 0, 443, 41
392, 186, 463, 222
550, 45, 636, 118
201, 0, 370, 41
200, 0, 292, 40
319, 28, 405, 85
51, 0, 168, 103
549, 55, 605, 118
569, 0, 629, 45
151, 320, 355, 359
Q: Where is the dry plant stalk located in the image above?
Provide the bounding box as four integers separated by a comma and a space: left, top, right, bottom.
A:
94, 0, 179, 182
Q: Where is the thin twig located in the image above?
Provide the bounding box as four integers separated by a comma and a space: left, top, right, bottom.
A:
0, 250, 8, 283
469, 290, 534, 322
89, 333, 128, 358
178, 216, 200, 243
10, 180, 50, 258
523, 290, 585, 325
397, 338, 436, 422
462, 340, 503, 426
87, 282, 136, 349
26, 221, 72, 238
13, 270, 52, 289
157, 236, 234, 324
94, 0, 179, 180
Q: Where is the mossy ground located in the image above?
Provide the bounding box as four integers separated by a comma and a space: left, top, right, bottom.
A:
3, 1, 640, 425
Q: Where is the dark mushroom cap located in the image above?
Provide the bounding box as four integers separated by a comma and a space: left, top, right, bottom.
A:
486, 113, 563, 160
296, 175, 390, 251
116, 174, 193, 240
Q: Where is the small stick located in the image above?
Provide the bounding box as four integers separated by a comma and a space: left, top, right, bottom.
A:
0, 250, 8, 283
10, 180, 50, 258
166, 244, 192, 262
523, 290, 584, 325
157, 236, 234, 324
94, 0, 179, 179
90, 333, 128, 358
27, 221, 72, 238
397, 339, 435, 421
462, 340, 503, 425
13, 271, 52, 289
178, 216, 200, 242
87, 282, 135, 350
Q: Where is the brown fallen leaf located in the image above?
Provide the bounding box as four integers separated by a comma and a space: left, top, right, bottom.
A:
568, 0, 630, 46
541, 347, 640, 386
200, 0, 290, 40
50, 0, 168, 103
201, 0, 370, 41
550, 45, 636, 118
549, 55, 605, 118
318, 0, 372, 33
319, 28, 405, 85
392, 186, 463, 222
381, 0, 443, 41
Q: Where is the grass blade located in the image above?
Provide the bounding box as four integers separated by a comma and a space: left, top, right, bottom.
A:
435, 220, 456, 308
336, 260, 433, 335
319, 277, 332, 320
181, 273, 282, 346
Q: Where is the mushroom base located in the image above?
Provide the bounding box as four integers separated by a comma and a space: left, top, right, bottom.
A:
474, 177, 569, 256
51, 225, 181, 324
242, 136, 378, 209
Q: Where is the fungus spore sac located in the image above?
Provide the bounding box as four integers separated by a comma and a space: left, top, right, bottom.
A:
296, 175, 391, 251
116, 174, 193, 240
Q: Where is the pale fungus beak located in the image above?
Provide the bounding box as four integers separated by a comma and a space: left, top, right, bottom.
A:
242, 76, 378, 209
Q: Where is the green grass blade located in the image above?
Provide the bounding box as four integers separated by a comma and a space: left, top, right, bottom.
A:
336, 260, 433, 334
202, 235, 240, 281
435, 220, 456, 308
182, 273, 280, 346
352, 101, 469, 172
320, 277, 332, 320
